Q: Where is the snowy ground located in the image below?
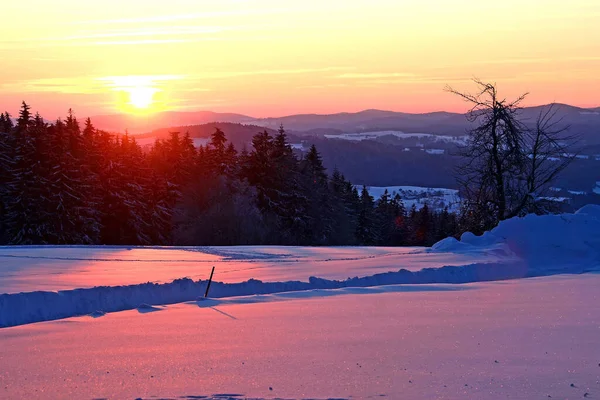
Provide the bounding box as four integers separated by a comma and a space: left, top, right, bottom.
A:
0, 245, 501, 294
1, 274, 599, 399
324, 130, 467, 145
1, 206, 599, 398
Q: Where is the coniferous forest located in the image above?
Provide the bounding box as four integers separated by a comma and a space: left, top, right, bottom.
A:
0, 103, 459, 246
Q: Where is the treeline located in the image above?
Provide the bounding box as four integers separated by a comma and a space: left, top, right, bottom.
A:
0, 102, 458, 246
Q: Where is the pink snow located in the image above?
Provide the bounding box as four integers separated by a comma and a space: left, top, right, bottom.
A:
0, 274, 599, 399
0, 245, 505, 294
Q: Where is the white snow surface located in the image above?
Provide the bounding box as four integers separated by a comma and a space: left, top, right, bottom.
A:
1, 206, 600, 398
324, 130, 467, 144
0, 246, 491, 293
363, 185, 460, 212
1, 274, 600, 399
432, 204, 600, 272
1, 205, 600, 328
424, 148, 445, 155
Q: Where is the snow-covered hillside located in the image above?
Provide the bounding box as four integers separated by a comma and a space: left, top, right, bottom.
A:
362, 185, 460, 212
324, 130, 467, 144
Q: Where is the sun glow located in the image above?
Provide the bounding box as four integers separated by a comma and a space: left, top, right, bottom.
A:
128, 86, 157, 109
97, 75, 181, 115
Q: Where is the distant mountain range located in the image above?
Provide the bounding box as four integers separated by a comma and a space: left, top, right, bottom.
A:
90, 111, 254, 134
136, 122, 280, 150
92, 104, 600, 143
95, 104, 599, 201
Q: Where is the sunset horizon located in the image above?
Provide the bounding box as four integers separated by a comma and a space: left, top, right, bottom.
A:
2, 0, 599, 118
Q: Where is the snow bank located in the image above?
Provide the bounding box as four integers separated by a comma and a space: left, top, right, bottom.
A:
0, 262, 532, 328
433, 205, 600, 273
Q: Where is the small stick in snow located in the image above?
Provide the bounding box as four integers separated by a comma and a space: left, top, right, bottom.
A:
204, 266, 215, 298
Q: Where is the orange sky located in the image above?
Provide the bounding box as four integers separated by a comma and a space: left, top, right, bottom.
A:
1, 0, 599, 118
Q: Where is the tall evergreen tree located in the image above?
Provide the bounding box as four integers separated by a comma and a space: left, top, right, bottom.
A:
3, 103, 51, 243
356, 185, 378, 245
300, 144, 333, 244
329, 169, 359, 244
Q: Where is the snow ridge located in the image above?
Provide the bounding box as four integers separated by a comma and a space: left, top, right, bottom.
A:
1, 260, 597, 329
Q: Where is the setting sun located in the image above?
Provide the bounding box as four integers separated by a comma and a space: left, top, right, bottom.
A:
128, 86, 157, 110
96, 75, 180, 115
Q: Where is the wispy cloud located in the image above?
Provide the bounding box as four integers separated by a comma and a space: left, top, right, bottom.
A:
51, 26, 227, 41
333, 72, 473, 86
92, 39, 198, 46
1, 77, 105, 94
74, 8, 293, 25
337, 72, 416, 79
2, 68, 351, 95
474, 56, 600, 65
97, 75, 183, 89
204, 67, 351, 79
299, 83, 351, 89
2, 75, 185, 94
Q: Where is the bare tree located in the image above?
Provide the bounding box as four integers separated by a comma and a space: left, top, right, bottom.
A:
447, 80, 577, 232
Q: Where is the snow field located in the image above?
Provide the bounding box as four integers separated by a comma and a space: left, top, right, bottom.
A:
1, 205, 599, 328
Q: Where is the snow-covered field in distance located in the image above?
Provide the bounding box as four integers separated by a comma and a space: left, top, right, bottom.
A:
324, 130, 468, 144
362, 185, 460, 212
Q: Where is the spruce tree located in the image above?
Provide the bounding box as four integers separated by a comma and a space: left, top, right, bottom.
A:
356, 186, 378, 245
329, 169, 358, 244
3, 103, 50, 243
300, 145, 333, 244
0, 112, 13, 241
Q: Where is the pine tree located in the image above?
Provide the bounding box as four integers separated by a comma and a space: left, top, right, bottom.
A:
300, 144, 333, 244
0, 112, 13, 240
119, 135, 152, 244
266, 125, 307, 242
2, 112, 14, 132
180, 132, 197, 183
356, 186, 378, 245
0, 113, 6, 133
374, 190, 407, 245
389, 193, 407, 245
412, 203, 433, 245
3, 103, 51, 243
145, 168, 173, 245
329, 169, 358, 244
244, 130, 274, 211
48, 110, 99, 243
224, 142, 238, 178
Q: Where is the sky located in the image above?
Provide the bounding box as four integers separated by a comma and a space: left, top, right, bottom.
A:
1, 0, 599, 118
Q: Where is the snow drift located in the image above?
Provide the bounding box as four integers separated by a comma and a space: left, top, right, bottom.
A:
432, 204, 600, 273
1, 206, 599, 328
